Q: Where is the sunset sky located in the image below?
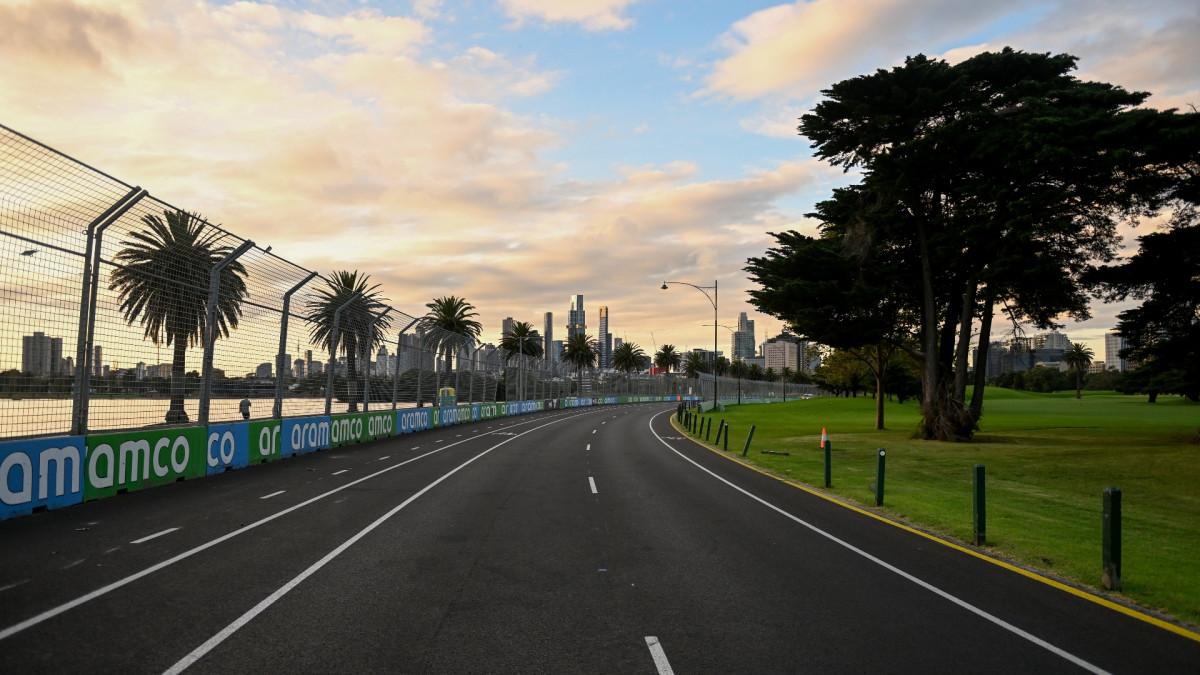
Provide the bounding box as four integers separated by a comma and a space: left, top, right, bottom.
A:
2, 0, 1196, 360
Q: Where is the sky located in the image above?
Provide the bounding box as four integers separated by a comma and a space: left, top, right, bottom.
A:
2, 0, 1197, 363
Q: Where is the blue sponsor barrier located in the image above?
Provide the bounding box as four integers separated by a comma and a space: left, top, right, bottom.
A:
1, 435, 87, 519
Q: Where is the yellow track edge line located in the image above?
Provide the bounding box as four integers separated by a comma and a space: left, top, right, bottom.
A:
668, 414, 1200, 643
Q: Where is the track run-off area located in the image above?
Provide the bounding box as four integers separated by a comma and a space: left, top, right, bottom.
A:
1, 403, 1197, 673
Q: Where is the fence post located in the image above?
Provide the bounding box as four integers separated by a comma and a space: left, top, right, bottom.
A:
71, 187, 146, 435
361, 307, 393, 413
1103, 487, 1122, 591
416, 327, 426, 406
274, 271, 318, 419
824, 440, 832, 488
324, 291, 362, 416
198, 239, 255, 425
973, 464, 986, 545
741, 425, 756, 457
875, 448, 886, 506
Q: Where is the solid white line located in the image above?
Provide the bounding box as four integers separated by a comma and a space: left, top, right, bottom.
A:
332, 470, 348, 476
645, 636, 675, 675
130, 528, 179, 544
260, 490, 285, 500
163, 416, 573, 674
0, 411, 593, 643
648, 412, 1109, 675
589, 477, 598, 494
586, 444, 591, 451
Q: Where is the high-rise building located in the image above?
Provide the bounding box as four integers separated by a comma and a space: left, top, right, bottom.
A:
732, 312, 756, 360
567, 295, 585, 339
22, 332, 63, 376
501, 317, 515, 340
294, 359, 306, 379
256, 362, 273, 378
598, 306, 610, 369
1105, 331, 1127, 371
1035, 330, 1071, 350
543, 312, 554, 362
93, 345, 103, 377
763, 339, 798, 373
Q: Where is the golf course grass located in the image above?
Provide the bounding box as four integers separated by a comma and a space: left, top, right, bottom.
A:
681, 388, 1200, 627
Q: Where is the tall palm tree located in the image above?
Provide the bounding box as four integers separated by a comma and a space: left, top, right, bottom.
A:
110, 209, 248, 423
424, 296, 483, 377
654, 344, 681, 374
612, 342, 646, 374
684, 351, 705, 378
306, 271, 392, 412
1063, 342, 1095, 399
500, 321, 543, 400
561, 333, 597, 395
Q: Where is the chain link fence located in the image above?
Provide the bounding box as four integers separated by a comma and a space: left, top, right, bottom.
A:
1, 123, 817, 442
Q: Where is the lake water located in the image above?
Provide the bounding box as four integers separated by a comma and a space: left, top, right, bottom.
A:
0, 397, 421, 440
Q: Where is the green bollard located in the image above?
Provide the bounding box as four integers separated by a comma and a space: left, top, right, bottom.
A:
717, 420, 725, 446
723, 424, 729, 451
875, 448, 886, 506
1103, 487, 1121, 591
824, 439, 832, 488
973, 464, 986, 546
741, 425, 756, 457
705, 417, 712, 442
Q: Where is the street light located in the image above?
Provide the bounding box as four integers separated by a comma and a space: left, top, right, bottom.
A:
662, 279, 718, 411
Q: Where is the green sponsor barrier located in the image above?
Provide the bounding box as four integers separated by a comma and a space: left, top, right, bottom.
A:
249, 419, 285, 462
363, 411, 395, 440
330, 413, 367, 447
85, 427, 207, 501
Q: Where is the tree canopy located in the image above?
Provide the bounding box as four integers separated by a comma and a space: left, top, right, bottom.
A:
750, 48, 1188, 440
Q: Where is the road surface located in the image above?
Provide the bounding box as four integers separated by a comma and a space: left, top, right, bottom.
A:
1, 404, 1197, 673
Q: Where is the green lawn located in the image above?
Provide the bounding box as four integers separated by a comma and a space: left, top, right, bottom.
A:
685, 389, 1200, 626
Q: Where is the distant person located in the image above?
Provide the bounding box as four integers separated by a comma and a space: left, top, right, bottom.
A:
239, 397, 251, 420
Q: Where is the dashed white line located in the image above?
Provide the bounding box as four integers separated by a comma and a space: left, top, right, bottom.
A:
0, 579, 30, 593
645, 636, 675, 674
260, 491, 285, 500
332, 470, 348, 476
589, 477, 598, 494
586, 444, 591, 451
130, 528, 179, 545
60, 559, 86, 570
378, 455, 391, 461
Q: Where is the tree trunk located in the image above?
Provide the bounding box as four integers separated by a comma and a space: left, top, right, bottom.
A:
166, 335, 189, 423
969, 295, 995, 421
953, 281, 976, 401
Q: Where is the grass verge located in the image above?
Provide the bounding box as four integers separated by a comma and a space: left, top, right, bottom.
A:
683, 388, 1200, 627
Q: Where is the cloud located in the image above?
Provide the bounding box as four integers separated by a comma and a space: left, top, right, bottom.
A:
496, 0, 644, 31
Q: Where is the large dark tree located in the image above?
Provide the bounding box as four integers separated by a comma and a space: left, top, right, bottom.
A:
792, 48, 1157, 440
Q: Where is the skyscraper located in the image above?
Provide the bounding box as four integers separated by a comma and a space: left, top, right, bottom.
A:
543, 312, 554, 362
93, 345, 102, 377
598, 306, 610, 369
22, 332, 63, 376
501, 317, 515, 340
1105, 331, 1127, 371
567, 295, 585, 339
732, 312, 756, 360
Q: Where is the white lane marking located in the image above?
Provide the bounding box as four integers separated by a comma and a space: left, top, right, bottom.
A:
164, 417, 570, 674
645, 636, 675, 675
60, 559, 86, 570
0, 579, 30, 593
332, 470, 348, 476
589, 477, 598, 494
0, 410, 596, 643
260, 491, 285, 500
648, 412, 1110, 675
586, 444, 591, 451
130, 528, 179, 544
592, 429, 596, 434
378, 456, 390, 461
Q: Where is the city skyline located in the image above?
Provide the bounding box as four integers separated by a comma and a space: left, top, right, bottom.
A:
2, 1, 1193, 361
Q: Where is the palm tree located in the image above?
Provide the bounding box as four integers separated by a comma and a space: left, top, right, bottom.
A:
424, 296, 483, 377
500, 321, 542, 400
306, 271, 392, 412
654, 344, 681, 374
110, 209, 248, 423
729, 359, 748, 404
561, 333, 597, 395
612, 341, 646, 374
684, 351, 705, 378
1063, 342, 1095, 399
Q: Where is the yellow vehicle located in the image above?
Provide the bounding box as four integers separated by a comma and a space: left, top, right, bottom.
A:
438, 387, 456, 407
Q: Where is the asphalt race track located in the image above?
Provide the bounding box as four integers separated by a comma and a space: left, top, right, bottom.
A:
2, 404, 1198, 673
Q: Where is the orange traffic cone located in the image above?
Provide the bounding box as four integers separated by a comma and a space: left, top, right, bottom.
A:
820, 428, 828, 448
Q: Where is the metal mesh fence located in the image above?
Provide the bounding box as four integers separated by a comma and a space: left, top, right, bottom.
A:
1, 123, 817, 442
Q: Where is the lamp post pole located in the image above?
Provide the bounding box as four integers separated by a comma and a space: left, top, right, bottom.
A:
662, 280, 717, 411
